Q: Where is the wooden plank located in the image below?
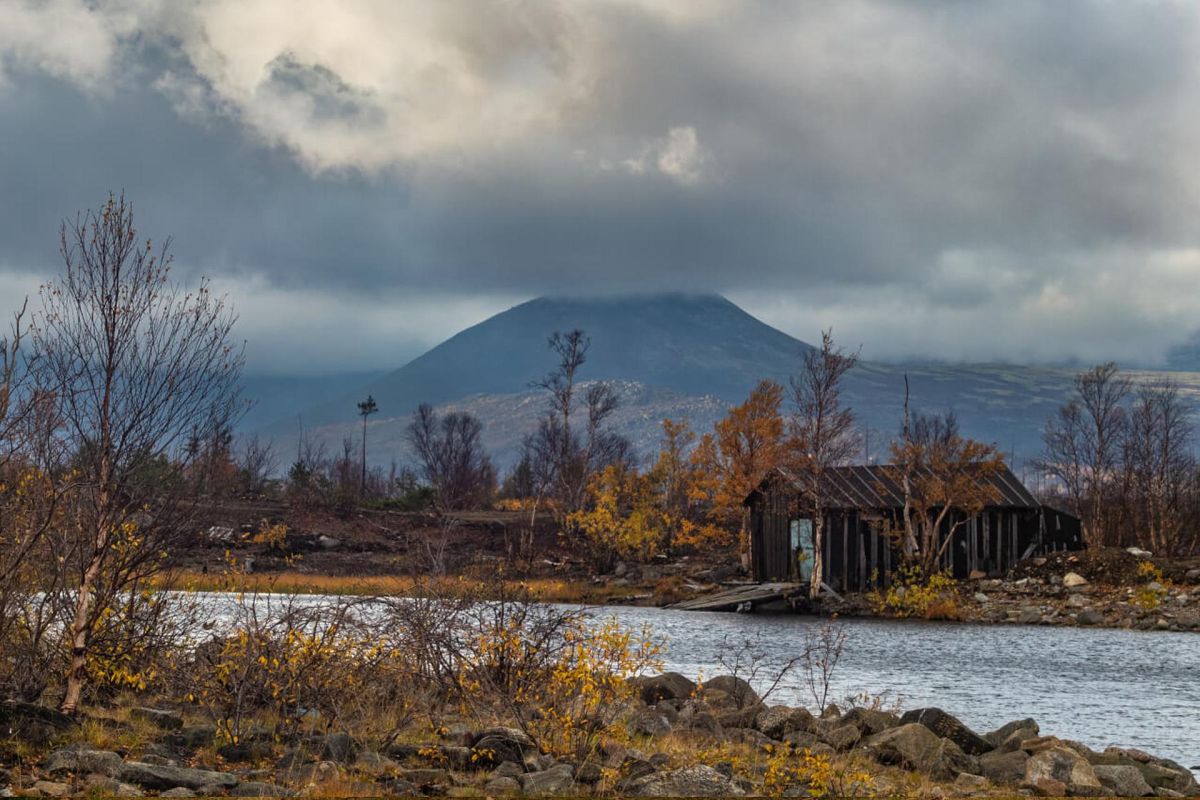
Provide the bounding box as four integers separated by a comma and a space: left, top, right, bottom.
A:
668, 582, 804, 612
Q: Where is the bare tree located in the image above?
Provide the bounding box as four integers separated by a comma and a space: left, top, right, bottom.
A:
407, 403, 496, 512
31, 194, 244, 713
789, 330, 859, 599
1123, 381, 1194, 555
528, 330, 630, 523
236, 435, 277, 497
1038, 363, 1130, 546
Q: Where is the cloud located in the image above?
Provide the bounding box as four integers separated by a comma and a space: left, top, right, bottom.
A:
1, 0, 1200, 370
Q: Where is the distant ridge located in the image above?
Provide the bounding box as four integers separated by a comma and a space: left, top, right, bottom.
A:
252, 293, 1200, 471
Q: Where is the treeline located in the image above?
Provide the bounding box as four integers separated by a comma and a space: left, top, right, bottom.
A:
1038, 362, 1200, 556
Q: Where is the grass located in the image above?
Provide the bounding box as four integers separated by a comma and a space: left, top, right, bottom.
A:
161, 570, 650, 605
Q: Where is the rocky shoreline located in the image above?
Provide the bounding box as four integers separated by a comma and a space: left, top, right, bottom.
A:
3, 672, 1196, 798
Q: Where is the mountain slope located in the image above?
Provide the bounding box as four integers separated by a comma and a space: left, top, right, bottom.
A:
255, 293, 1200, 472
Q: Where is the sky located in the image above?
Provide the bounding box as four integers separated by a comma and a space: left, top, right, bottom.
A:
2, 0, 1200, 374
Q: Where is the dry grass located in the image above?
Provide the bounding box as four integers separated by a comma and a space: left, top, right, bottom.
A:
160, 570, 648, 604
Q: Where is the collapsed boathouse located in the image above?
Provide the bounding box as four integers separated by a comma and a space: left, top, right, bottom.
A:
745, 464, 1083, 592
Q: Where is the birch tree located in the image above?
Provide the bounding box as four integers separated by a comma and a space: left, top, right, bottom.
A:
32, 194, 243, 713
788, 331, 859, 599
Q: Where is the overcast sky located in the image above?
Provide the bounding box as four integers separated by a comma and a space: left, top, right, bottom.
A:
2, 0, 1199, 374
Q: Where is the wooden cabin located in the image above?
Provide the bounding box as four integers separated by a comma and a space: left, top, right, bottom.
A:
745, 465, 1083, 592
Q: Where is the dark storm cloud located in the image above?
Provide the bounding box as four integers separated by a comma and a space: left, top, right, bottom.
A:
1, 0, 1199, 368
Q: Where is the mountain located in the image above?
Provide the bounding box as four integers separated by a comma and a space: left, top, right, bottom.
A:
251, 293, 1200, 473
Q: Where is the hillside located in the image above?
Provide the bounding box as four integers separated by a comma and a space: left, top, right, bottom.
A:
252, 294, 1200, 472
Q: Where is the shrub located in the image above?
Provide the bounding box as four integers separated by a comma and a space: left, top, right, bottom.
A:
869, 566, 959, 620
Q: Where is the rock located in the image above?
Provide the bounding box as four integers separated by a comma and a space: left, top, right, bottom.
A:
317, 731, 355, 762
118, 762, 238, 791
0, 702, 74, 746
471, 727, 536, 767
1186, 568, 1200, 582
439, 745, 473, 769
1127, 547, 1154, 558
483, 776, 521, 795
900, 708, 993, 755
45, 746, 124, 777
754, 705, 816, 739
821, 703, 842, 720
519, 763, 576, 795
218, 741, 274, 762
634, 672, 697, 705
782, 731, 820, 751
1094, 764, 1155, 797
82, 776, 143, 797
627, 764, 746, 797
164, 725, 216, 750
726, 727, 773, 748
974, 593, 990, 603
702, 675, 760, 708
575, 762, 603, 783
969, 570, 988, 580
840, 707, 899, 736
979, 749, 1029, 785
31, 781, 71, 797
396, 768, 451, 787
1063, 572, 1089, 588
864, 723, 976, 779
316, 534, 341, 549
1135, 760, 1200, 795
1077, 609, 1105, 626
954, 772, 990, 792
129, 707, 183, 731
984, 718, 1039, 749
614, 561, 628, 577
716, 704, 763, 730
820, 722, 862, 752
1021, 747, 1105, 796
1017, 607, 1042, 624
631, 710, 672, 738
158, 789, 195, 798
231, 782, 292, 797
1067, 593, 1090, 608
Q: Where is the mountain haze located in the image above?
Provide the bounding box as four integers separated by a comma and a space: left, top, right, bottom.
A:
253, 294, 1200, 474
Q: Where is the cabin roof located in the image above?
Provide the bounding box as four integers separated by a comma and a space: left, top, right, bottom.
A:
751, 463, 1040, 511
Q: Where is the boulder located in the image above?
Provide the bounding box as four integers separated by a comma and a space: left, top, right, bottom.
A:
1077, 609, 1105, 626
129, 707, 183, 731
471, 727, 536, 767
634, 673, 697, 705
841, 707, 899, 737
978, 749, 1029, 785
31, 781, 71, 798
631, 710, 672, 738
900, 708, 993, 755
702, 675, 760, 709
716, 704, 764, 730
44, 746, 124, 777
482, 776, 521, 795
818, 722, 862, 752
519, 763, 575, 795
754, 705, 816, 739
627, 764, 746, 797
1135, 760, 1200, 795
158, 790, 195, 798
864, 723, 976, 780
0, 702, 74, 746
954, 772, 990, 792
82, 775, 144, 797
1094, 765, 1155, 797
984, 718, 1039, 750
316, 731, 355, 762
1063, 572, 1089, 588
1021, 747, 1105, 796
117, 762, 238, 791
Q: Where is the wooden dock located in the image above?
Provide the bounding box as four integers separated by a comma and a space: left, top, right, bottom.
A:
668, 582, 805, 612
